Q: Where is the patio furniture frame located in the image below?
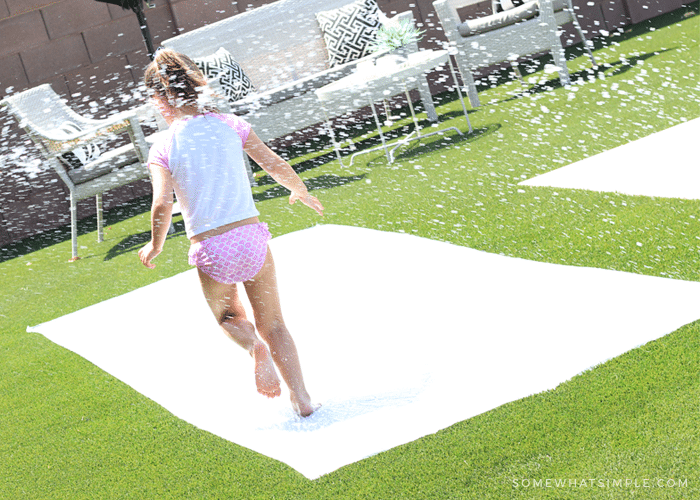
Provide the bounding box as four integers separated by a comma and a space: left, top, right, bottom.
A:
433, 0, 597, 107
1, 84, 150, 260
316, 49, 472, 165
160, 0, 439, 145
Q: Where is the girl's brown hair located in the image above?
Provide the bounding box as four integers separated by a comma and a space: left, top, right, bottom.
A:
144, 48, 214, 110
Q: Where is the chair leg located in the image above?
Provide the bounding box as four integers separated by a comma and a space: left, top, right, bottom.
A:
168, 193, 178, 234
551, 41, 571, 87
462, 68, 480, 108
510, 61, 526, 85
96, 193, 104, 243
566, 7, 597, 68
383, 99, 398, 123
418, 75, 439, 122
243, 153, 256, 187
453, 52, 481, 108
70, 193, 79, 261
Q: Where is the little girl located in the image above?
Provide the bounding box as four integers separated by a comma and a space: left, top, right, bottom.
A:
138, 48, 323, 417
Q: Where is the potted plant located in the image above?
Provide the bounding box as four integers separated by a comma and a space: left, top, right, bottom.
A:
369, 19, 425, 62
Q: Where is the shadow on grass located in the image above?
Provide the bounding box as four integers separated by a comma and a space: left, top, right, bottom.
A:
103, 219, 186, 262
257, 95, 479, 179
390, 124, 500, 162
493, 47, 675, 105
0, 195, 153, 264
253, 173, 367, 202
253, 148, 347, 186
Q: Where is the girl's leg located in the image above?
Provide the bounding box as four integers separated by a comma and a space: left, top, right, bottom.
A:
243, 247, 316, 417
197, 268, 281, 398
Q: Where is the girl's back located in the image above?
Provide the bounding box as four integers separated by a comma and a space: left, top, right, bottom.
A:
152, 113, 258, 238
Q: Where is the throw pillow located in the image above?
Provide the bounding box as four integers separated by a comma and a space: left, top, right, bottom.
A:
194, 48, 255, 104
316, 0, 383, 68
492, 0, 526, 13
58, 122, 100, 169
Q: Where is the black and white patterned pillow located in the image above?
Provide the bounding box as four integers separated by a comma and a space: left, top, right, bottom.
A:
316, 0, 382, 68
492, 0, 526, 13
58, 122, 100, 169
194, 48, 255, 104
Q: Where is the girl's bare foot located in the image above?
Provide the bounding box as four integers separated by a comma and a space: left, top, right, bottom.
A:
291, 393, 320, 417
252, 341, 281, 398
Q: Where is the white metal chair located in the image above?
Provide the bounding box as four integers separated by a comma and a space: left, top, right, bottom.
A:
433, 0, 597, 107
1, 84, 150, 260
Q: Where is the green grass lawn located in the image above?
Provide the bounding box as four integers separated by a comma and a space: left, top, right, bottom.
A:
1, 5, 699, 498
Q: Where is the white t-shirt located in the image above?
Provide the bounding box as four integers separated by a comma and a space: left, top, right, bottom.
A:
147, 113, 259, 239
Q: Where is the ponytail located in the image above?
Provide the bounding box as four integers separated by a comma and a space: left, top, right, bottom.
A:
144, 48, 218, 112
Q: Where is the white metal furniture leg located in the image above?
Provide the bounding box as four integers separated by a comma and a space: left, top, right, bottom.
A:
348, 101, 392, 166
321, 106, 345, 166
568, 6, 597, 68
405, 87, 422, 136
551, 40, 572, 86
370, 101, 390, 160
447, 56, 473, 133
418, 75, 439, 122
96, 194, 104, 243
242, 154, 257, 186
70, 193, 78, 261
453, 49, 481, 108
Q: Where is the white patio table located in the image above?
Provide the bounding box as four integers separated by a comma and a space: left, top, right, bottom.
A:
315, 49, 472, 166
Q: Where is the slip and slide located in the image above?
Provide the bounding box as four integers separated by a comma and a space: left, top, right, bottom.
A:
29, 119, 700, 479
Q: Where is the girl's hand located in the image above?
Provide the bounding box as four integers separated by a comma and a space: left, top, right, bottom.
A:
139, 241, 162, 269
290, 192, 324, 216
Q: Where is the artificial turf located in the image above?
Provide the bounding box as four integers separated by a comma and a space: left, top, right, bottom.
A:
1, 4, 699, 498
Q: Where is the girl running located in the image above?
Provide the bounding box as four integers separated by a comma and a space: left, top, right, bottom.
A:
138, 48, 323, 417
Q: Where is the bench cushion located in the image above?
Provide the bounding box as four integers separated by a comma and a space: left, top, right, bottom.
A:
58, 121, 101, 169
492, 0, 526, 13
66, 142, 138, 185
316, 0, 382, 67
194, 48, 255, 104
458, 0, 567, 37
228, 59, 358, 115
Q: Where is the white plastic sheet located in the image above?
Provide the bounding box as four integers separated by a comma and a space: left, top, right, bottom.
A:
520, 118, 700, 199
29, 225, 700, 478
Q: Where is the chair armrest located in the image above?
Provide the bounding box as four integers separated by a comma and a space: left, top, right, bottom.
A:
433, 0, 463, 36
70, 109, 140, 130
41, 112, 137, 156
124, 115, 150, 165
535, 0, 557, 24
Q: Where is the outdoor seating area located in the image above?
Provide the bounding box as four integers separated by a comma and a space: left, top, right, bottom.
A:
0, 0, 604, 260
1, 0, 699, 497
160, 0, 438, 144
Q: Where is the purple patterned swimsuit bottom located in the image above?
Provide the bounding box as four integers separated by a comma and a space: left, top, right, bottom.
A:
188, 222, 271, 284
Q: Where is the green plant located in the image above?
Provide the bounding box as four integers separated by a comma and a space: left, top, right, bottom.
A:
369, 19, 425, 53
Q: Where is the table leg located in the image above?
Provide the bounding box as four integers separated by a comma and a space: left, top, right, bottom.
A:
96, 193, 104, 243
321, 105, 345, 166
370, 100, 390, 162
349, 100, 394, 165
448, 56, 472, 133
343, 53, 473, 165
405, 87, 422, 139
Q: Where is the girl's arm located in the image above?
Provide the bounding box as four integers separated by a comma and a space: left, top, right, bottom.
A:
139, 165, 174, 268
243, 130, 324, 216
